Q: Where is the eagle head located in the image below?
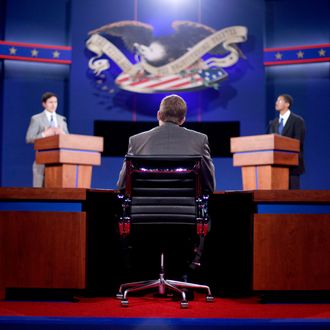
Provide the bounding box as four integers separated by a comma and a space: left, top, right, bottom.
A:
134, 41, 167, 64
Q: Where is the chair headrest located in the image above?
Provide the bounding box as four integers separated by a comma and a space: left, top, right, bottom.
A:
125, 155, 202, 169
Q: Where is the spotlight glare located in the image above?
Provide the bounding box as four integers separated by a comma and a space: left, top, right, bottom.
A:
157, 0, 192, 6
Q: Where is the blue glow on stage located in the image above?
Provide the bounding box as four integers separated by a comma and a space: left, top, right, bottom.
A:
0, 202, 83, 212
257, 204, 330, 214
1, 316, 330, 330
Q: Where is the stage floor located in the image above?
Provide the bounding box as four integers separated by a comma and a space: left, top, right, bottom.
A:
1, 293, 330, 330
1, 293, 330, 318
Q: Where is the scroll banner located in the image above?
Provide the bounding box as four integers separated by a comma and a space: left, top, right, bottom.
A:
141, 26, 247, 75
86, 25, 247, 93
86, 34, 136, 75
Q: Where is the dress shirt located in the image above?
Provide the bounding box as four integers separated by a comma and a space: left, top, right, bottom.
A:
279, 109, 291, 127
44, 110, 58, 127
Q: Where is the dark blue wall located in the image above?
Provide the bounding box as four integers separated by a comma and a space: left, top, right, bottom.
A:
265, 0, 330, 189
0, 0, 70, 187
0, 0, 329, 190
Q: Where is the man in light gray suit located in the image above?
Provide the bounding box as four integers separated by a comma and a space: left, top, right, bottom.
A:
117, 94, 216, 193
26, 92, 69, 187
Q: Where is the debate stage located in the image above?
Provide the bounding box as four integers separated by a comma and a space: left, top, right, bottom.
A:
0, 188, 330, 329
2, 293, 330, 329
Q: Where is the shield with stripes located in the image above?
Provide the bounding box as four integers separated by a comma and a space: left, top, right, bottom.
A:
115, 68, 227, 93
86, 21, 247, 94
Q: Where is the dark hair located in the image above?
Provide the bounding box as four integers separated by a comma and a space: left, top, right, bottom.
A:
279, 94, 293, 108
158, 94, 187, 125
41, 92, 57, 103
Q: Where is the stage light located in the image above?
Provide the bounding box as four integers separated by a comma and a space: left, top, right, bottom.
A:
155, 0, 193, 7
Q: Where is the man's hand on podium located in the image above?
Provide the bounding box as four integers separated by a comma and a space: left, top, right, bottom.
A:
43, 127, 66, 137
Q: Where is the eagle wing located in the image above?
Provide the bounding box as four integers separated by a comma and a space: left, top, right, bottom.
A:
172, 20, 226, 54
88, 20, 154, 53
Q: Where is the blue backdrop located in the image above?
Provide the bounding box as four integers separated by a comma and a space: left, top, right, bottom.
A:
69, 0, 265, 189
265, 0, 330, 189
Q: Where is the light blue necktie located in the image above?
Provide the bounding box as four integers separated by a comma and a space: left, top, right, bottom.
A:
278, 117, 284, 135
50, 114, 56, 128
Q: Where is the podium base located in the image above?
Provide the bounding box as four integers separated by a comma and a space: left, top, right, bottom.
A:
45, 164, 92, 188
242, 166, 289, 190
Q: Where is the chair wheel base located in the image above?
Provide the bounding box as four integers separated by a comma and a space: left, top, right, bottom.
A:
180, 300, 189, 308
116, 293, 123, 300
206, 295, 214, 302
121, 299, 129, 307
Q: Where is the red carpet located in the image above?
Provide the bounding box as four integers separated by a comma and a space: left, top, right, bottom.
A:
1, 294, 330, 319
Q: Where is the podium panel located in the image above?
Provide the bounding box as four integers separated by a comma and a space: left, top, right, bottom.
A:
231, 134, 299, 190
45, 164, 92, 188
36, 150, 101, 165
242, 166, 289, 190
34, 134, 103, 188
233, 151, 298, 167
231, 133, 299, 153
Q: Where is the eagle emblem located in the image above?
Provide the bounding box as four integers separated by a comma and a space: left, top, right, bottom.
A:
86, 20, 247, 94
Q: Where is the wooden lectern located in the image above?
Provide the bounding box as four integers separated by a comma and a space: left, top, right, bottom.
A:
34, 134, 103, 188
230, 134, 300, 190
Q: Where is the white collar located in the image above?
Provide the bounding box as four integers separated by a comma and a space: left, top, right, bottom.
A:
43, 110, 58, 127
43, 109, 56, 120
279, 110, 291, 127
280, 109, 291, 121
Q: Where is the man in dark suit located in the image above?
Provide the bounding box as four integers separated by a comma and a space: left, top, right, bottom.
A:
268, 94, 305, 189
26, 92, 69, 187
117, 95, 216, 291
117, 94, 216, 193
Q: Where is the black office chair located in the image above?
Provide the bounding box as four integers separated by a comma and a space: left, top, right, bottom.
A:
116, 155, 214, 308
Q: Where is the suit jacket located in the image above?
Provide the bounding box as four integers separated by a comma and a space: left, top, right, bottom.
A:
117, 122, 216, 193
268, 111, 305, 175
26, 111, 69, 144
26, 111, 69, 187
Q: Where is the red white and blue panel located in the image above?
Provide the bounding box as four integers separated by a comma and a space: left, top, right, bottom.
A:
264, 43, 330, 66
0, 41, 72, 64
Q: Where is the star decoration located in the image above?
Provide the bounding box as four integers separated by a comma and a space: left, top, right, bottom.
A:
297, 51, 304, 59
31, 49, 39, 57
319, 49, 326, 56
9, 47, 17, 55
275, 52, 282, 60
53, 51, 60, 58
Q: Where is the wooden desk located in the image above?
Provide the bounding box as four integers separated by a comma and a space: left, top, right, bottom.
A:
0, 188, 87, 299
252, 190, 330, 291
0, 187, 121, 299
209, 190, 330, 294
1, 188, 329, 298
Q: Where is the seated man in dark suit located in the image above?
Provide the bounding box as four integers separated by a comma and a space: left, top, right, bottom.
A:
117, 94, 216, 293
117, 94, 216, 193
268, 94, 305, 189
